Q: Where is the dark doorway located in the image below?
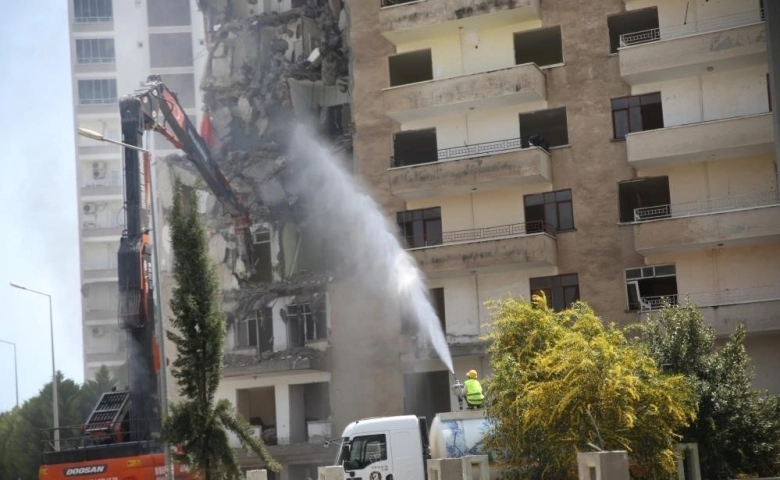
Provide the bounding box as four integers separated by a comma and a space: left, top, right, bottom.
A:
519, 107, 569, 148
389, 49, 433, 87
607, 7, 659, 53
393, 128, 438, 167
618, 177, 670, 222
514, 26, 564, 66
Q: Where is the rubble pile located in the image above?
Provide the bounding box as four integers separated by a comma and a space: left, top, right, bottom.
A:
223, 346, 326, 369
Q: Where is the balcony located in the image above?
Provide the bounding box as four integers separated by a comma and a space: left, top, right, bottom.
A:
78, 144, 120, 157
82, 225, 123, 241
619, 11, 766, 85
83, 309, 117, 323
222, 348, 328, 378
84, 351, 124, 365
380, 0, 540, 45
76, 102, 117, 116
82, 267, 118, 283
408, 221, 557, 277
383, 63, 546, 122
80, 185, 123, 199
640, 285, 780, 336
389, 142, 551, 200
633, 191, 780, 256
626, 113, 773, 170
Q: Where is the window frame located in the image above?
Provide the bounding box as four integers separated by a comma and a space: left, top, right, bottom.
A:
530, 273, 580, 311
624, 264, 677, 311
346, 434, 388, 470
610, 92, 663, 139
397, 207, 443, 248
523, 189, 574, 232
77, 79, 118, 105
76, 38, 115, 64
287, 302, 327, 345
73, 0, 113, 22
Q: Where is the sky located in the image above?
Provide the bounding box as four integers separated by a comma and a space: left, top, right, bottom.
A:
0, 1, 85, 412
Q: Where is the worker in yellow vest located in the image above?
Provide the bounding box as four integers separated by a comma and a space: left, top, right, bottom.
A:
464, 370, 484, 409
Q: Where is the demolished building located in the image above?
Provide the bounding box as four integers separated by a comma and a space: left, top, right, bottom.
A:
152, 1, 412, 477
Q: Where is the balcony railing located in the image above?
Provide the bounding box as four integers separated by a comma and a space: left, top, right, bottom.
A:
405, 220, 554, 248
640, 285, 780, 312
619, 9, 764, 48
381, 0, 418, 6
389, 137, 550, 168
73, 15, 113, 23
634, 189, 780, 222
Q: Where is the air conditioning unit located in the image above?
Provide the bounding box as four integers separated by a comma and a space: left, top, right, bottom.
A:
83, 203, 97, 214
91, 326, 105, 337
92, 161, 107, 179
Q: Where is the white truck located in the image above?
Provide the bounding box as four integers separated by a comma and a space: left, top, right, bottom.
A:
333, 409, 491, 480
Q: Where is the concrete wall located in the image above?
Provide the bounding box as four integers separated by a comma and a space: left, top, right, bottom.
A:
632, 65, 770, 126
405, 184, 553, 232
401, 100, 548, 147
428, 266, 558, 339
626, 0, 762, 31
648, 244, 780, 295
641, 152, 777, 203
744, 334, 780, 394
395, 19, 542, 79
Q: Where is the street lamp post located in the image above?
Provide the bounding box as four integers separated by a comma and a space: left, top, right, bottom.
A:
8, 283, 58, 450
77, 126, 172, 480
0, 339, 19, 408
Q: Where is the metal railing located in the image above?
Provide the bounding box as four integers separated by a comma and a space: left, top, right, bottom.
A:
405, 220, 554, 249
381, 0, 419, 7
391, 137, 532, 168
634, 189, 780, 222
77, 56, 116, 64
73, 15, 113, 23
640, 285, 780, 312
619, 9, 764, 48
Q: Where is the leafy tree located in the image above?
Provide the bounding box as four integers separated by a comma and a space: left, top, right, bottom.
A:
484, 296, 697, 480
0, 372, 87, 480
637, 303, 780, 479
161, 180, 280, 480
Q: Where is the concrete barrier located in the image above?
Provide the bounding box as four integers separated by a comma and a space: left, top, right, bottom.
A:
427, 455, 490, 480
577, 452, 629, 480
318, 465, 344, 480
247, 470, 268, 480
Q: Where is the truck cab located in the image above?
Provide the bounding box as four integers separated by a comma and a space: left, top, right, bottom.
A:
335, 415, 429, 480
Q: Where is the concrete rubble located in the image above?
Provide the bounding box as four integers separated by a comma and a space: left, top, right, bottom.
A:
160, 0, 351, 372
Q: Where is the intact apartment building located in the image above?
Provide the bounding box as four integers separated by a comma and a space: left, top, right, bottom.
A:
68, 0, 206, 381
347, 0, 780, 423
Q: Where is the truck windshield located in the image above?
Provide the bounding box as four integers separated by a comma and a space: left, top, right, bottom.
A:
342, 434, 387, 470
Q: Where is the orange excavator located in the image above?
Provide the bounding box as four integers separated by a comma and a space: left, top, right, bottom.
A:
39, 75, 251, 480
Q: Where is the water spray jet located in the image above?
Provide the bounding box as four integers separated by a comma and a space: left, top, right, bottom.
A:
286, 125, 454, 373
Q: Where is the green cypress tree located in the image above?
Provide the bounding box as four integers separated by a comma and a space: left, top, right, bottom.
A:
161, 179, 280, 479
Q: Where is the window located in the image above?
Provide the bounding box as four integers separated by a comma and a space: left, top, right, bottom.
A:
397, 207, 442, 248
618, 176, 670, 223
250, 225, 272, 283
342, 434, 387, 471
322, 104, 352, 141
286, 302, 327, 347
607, 8, 659, 53
236, 308, 273, 351
530, 274, 579, 311
514, 26, 563, 67
147, 0, 191, 27
402, 288, 445, 334
524, 189, 574, 232
76, 39, 115, 64
519, 107, 569, 149
392, 128, 438, 167
149, 33, 194, 68
625, 264, 677, 311
78, 79, 117, 105
74, 0, 113, 22
389, 49, 433, 87
611, 93, 663, 139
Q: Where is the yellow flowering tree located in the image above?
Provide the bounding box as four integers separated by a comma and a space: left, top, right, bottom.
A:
483, 296, 697, 480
